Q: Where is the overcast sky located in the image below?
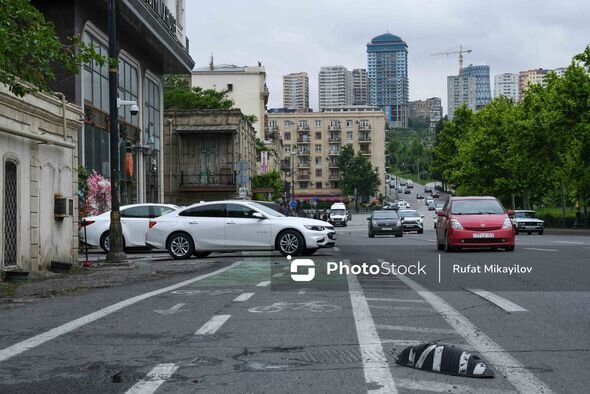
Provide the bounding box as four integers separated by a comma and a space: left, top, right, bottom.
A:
185, 0, 590, 114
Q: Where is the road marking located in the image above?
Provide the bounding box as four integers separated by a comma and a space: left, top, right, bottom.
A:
554, 240, 585, 245
524, 247, 558, 252
395, 378, 516, 394
233, 292, 255, 302
396, 274, 552, 394
369, 305, 432, 312
365, 297, 426, 303
467, 289, 528, 312
0, 261, 244, 364
256, 280, 271, 287
346, 260, 398, 393
272, 272, 285, 278
126, 363, 178, 394
195, 315, 231, 335
333, 247, 340, 252
297, 289, 306, 295
153, 303, 186, 315
376, 324, 456, 334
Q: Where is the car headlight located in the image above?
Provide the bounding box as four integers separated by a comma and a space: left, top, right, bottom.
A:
372, 221, 378, 226
396, 221, 402, 226
305, 225, 326, 231
450, 218, 463, 229
502, 218, 512, 229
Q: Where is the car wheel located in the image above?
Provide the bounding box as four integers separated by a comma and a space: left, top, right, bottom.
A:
527, 231, 532, 235
538, 230, 544, 235
194, 251, 211, 258
167, 232, 195, 259
343, 222, 347, 227
302, 248, 318, 256
515, 229, 519, 235
369, 230, 375, 238
395, 233, 403, 238
276, 230, 305, 256
418, 229, 423, 234
444, 233, 455, 252
506, 245, 515, 252
100, 231, 126, 253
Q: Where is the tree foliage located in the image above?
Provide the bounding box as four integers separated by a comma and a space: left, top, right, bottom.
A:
164, 74, 234, 110
337, 144, 381, 197
0, 0, 104, 96
252, 169, 283, 197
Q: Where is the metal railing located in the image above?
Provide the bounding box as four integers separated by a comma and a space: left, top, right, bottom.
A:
180, 171, 235, 186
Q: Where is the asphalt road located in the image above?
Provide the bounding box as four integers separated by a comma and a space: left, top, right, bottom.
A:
1, 183, 589, 393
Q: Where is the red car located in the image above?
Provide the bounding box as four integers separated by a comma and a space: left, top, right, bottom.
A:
436, 196, 515, 252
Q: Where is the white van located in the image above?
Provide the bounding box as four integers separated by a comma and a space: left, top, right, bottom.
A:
329, 203, 348, 227
407, 180, 414, 188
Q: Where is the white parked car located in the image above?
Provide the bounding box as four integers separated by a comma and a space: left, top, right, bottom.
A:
79, 203, 179, 252
146, 200, 337, 259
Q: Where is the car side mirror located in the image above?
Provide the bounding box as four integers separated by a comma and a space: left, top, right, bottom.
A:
366, 217, 371, 220
507, 209, 515, 217
252, 212, 265, 219
437, 211, 446, 217
420, 215, 424, 218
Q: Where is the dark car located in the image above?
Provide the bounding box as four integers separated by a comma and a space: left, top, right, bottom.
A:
416, 193, 424, 199
367, 210, 403, 238
404, 189, 411, 194
435, 196, 515, 252
431, 191, 440, 198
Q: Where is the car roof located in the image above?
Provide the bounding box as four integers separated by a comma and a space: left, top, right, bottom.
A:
449, 196, 497, 201
121, 203, 178, 209
515, 210, 535, 212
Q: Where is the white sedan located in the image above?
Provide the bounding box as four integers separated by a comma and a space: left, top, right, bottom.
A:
145, 200, 337, 259
79, 203, 179, 252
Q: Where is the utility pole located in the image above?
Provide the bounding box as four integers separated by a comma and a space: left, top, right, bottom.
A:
106, 0, 126, 263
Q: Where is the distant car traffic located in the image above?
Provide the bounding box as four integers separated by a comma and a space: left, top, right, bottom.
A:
512, 210, 544, 235
80, 203, 179, 253
435, 197, 515, 252
404, 188, 411, 194
400, 180, 407, 186
424, 186, 432, 193
145, 200, 336, 259
427, 200, 436, 210
368, 210, 403, 238
416, 193, 424, 199
398, 209, 424, 234
431, 191, 440, 198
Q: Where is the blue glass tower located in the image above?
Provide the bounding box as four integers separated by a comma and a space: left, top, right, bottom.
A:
367, 33, 409, 127
461, 65, 491, 110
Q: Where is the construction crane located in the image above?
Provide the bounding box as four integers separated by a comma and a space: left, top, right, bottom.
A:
431, 45, 473, 72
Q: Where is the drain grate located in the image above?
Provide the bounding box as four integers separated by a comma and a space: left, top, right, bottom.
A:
292, 347, 393, 364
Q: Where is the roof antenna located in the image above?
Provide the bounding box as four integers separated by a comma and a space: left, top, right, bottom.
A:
209, 53, 214, 70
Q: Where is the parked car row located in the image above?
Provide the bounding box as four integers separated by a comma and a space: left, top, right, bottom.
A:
80, 201, 337, 259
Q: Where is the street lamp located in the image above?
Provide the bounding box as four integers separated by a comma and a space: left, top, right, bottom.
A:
291, 151, 296, 208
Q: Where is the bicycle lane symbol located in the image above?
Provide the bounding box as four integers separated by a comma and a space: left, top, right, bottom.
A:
248, 301, 342, 313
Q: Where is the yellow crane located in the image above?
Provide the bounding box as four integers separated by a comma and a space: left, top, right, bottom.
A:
431, 45, 473, 72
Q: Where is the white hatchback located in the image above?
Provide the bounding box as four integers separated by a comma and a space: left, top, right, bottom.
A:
145, 200, 337, 259
79, 203, 179, 252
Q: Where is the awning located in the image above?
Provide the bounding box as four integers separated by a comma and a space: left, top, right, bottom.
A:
296, 196, 344, 202
176, 125, 238, 135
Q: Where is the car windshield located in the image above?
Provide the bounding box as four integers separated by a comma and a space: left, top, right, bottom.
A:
248, 202, 285, 217
451, 199, 505, 215
373, 211, 399, 219
399, 210, 419, 218
515, 211, 538, 219
331, 209, 346, 215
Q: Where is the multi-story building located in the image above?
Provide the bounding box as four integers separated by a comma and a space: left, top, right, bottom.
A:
494, 73, 519, 101
408, 98, 443, 131
283, 72, 309, 112
461, 65, 492, 110
32, 0, 194, 205
267, 107, 387, 201
352, 69, 369, 106
518, 68, 548, 98
447, 74, 476, 119
367, 33, 409, 128
318, 66, 353, 110
163, 109, 256, 204
191, 63, 269, 140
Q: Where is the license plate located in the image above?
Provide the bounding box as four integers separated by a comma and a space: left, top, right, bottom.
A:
473, 233, 494, 238
382, 227, 392, 231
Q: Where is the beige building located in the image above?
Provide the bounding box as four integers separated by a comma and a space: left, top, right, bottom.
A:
267, 107, 387, 200
191, 63, 269, 140
283, 72, 309, 112
1, 84, 83, 274
408, 97, 442, 131
519, 69, 548, 98
163, 109, 256, 205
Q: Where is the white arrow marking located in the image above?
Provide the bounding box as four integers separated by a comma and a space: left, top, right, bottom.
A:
153, 303, 186, 315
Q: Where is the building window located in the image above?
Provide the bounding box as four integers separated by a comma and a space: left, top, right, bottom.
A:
315, 157, 322, 165
315, 120, 321, 127
269, 120, 277, 127
83, 32, 109, 112
347, 131, 353, 140
315, 169, 322, 177
359, 119, 369, 127
284, 144, 291, 153
346, 120, 353, 127
3, 160, 18, 266
118, 58, 139, 126
284, 120, 292, 127
144, 76, 162, 203
315, 182, 323, 189
284, 132, 291, 140
315, 144, 322, 152
330, 120, 340, 127
298, 120, 308, 128
227, 83, 233, 92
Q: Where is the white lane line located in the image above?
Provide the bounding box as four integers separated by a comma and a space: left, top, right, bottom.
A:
524, 247, 558, 252
467, 289, 528, 312
366, 297, 426, 303
0, 261, 244, 364
256, 280, 271, 287
554, 240, 585, 245
272, 272, 285, 278
396, 378, 516, 394
126, 363, 179, 394
195, 315, 231, 335
376, 324, 456, 334
333, 247, 340, 252
396, 275, 552, 394
233, 292, 255, 302
346, 259, 398, 394
297, 289, 306, 295
369, 305, 432, 312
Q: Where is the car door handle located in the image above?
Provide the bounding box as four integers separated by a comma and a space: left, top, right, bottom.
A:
226, 221, 236, 225
188, 221, 198, 224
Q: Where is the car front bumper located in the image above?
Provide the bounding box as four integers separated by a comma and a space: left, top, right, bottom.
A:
305, 230, 337, 249
370, 225, 403, 235
448, 228, 515, 248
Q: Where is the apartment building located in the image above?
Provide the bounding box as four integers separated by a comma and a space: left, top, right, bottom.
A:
518, 67, 566, 98
407, 97, 442, 131
494, 73, 519, 101
318, 66, 353, 110
267, 107, 386, 200
447, 74, 476, 119
283, 72, 310, 111
352, 69, 369, 106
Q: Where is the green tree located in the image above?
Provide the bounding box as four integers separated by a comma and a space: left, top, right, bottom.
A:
337, 144, 381, 197
0, 0, 104, 96
164, 75, 234, 110
252, 170, 283, 199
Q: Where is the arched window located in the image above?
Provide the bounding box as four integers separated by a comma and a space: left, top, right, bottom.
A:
3, 160, 18, 267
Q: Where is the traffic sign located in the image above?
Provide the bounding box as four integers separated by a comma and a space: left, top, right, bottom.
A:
290, 201, 297, 209
311, 197, 318, 207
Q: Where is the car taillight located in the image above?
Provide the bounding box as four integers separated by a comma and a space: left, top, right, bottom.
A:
149, 221, 157, 229
80, 220, 94, 227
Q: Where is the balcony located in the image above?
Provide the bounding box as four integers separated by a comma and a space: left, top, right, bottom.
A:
358, 124, 371, 131
297, 137, 311, 143
298, 174, 311, 180
297, 125, 310, 131
329, 162, 339, 168
329, 125, 341, 132
360, 150, 372, 155
298, 150, 310, 156
329, 174, 341, 180
179, 170, 235, 192
358, 135, 372, 143
298, 162, 310, 168
329, 150, 340, 156
328, 136, 342, 143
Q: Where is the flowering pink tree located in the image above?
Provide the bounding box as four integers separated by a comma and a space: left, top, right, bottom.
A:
84, 171, 111, 216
